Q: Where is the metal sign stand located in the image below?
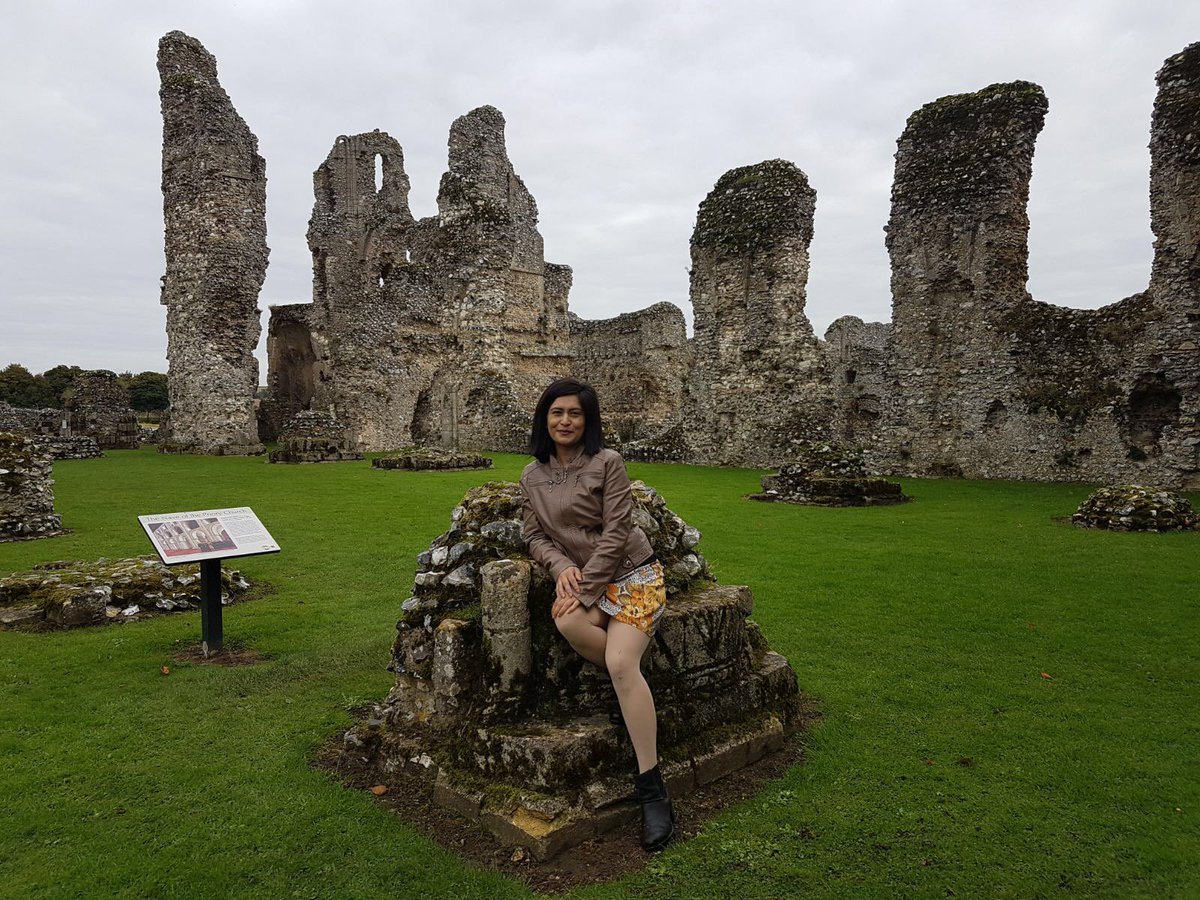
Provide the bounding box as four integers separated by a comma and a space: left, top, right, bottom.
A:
199, 558, 224, 655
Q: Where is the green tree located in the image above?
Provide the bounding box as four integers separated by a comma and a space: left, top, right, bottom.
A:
0, 364, 53, 408
41, 365, 84, 406
128, 371, 169, 412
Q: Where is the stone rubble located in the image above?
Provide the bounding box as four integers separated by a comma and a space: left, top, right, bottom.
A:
749, 441, 910, 507
0, 555, 251, 629
372, 448, 493, 471
1071, 485, 1198, 532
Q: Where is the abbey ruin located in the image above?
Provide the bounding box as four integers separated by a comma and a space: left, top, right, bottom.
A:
160, 34, 1200, 488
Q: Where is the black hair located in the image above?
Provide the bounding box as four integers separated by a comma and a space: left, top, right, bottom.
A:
529, 377, 605, 463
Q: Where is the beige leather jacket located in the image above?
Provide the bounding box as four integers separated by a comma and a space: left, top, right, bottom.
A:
519, 448, 654, 607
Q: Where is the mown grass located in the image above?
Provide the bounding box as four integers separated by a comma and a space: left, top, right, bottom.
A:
1, 448, 1197, 898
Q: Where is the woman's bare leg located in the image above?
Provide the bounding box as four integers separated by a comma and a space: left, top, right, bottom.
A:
554, 603, 609, 668
605, 621, 657, 773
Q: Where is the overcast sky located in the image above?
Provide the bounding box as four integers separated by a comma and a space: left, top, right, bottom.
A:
2, 0, 1197, 377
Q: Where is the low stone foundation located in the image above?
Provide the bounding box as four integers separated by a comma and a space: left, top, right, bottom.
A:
33, 436, 104, 460
1071, 485, 1198, 532
341, 480, 804, 859
372, 448, 493, 471
0, 433, 64, 542
0, 556, 251, 629
268, 410, 363, 464
749, 441, 910, 507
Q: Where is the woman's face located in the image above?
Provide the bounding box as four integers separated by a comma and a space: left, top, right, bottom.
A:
547, 393, 585, 452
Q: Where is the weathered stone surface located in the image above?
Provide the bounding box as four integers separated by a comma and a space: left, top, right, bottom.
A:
264, 107, 574, 453
1071, 484, 1199, 532
751, 441, 910, 506
268, 410, 363, 464
0, 555, 251, 629
0, 433, 63, 542
682, 160, 834, 467
373, 448, 492, 471
158, 31, 266, 456
354, 481, 803, 858
568, 302, 691, 443
63, 371, 139, 450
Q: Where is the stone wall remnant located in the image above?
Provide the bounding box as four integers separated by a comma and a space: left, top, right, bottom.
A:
879, 42, 1200, 488
63, 371, 139, 450
341, 481, 802, 859
0, 433, 63, 542
0, 556, 251, 629
269, 108, 575, 454
682, 160, 834, 466
372, 448, 492, 471
158, 30, 267, 456
749, 441, 909, 507
568, 302, 690, 443
0, 402, 102, 459
267, 410, 363, 464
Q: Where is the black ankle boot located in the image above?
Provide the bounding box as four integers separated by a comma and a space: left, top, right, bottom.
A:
633, 764, 675, 851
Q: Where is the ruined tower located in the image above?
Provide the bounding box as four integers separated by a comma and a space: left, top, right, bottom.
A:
266, 107, 574, 452
882, 42, 1200, 488
683, 160, 833, 466
158, 31, 267, 455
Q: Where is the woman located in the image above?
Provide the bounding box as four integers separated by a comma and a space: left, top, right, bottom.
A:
519, 377, 675, 851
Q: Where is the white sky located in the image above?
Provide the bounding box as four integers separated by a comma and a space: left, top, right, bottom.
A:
2, 0, 1197, 377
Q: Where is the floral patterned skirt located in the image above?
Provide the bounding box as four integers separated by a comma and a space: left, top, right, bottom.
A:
599, 560, 667, 637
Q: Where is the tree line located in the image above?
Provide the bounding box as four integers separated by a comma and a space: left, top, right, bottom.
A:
0, 364, 169, 412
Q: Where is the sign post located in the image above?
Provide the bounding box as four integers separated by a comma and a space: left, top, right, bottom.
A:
138, 506, 280, 654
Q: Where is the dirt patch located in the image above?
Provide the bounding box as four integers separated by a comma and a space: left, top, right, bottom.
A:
171, 639, 270, 666
314, 698, 820, 894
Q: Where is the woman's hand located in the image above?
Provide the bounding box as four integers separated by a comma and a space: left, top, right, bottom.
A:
553, 566, 582, 618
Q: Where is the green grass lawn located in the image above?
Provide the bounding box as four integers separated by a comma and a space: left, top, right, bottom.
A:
2, 448, 1197, 898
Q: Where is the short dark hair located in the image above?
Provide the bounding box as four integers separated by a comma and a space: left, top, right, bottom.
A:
529, 378, 604, 463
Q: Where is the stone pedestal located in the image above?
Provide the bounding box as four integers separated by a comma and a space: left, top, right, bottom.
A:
750, 441, 910, 507
268, 410, 363, 464
344, 480, 805, 859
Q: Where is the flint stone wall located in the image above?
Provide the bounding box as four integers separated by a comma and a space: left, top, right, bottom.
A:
0, 433, 63, 542
64, 371, 139, 450
268, 410, 362, 464
567, 303, 690, 442
266, 107, 574, 453
158, 31, 266, 456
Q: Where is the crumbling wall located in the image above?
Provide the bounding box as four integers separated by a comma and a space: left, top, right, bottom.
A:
568, 302, 690, 441
258, 303, 323, 442
158, 31, 266, 455
0, 433, 63, 542
821, 316, 893, 458
64, 371, 138, 450
683, 160, 834, 466
274, 108, 574, 453
880, 43, 1200, 487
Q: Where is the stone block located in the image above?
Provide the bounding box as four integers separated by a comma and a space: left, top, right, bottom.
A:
486, 627, 531, 692
480, 559, 531, 633
693, 734, 751, 786
479, 807, 595, 861
433, 771, 483, 820
432, 618, 473, 714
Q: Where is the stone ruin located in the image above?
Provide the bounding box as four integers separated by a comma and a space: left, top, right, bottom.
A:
157, 31, 266, 456
0, 401, 101, 460
0, 556, 251, 629
267, 410, 363, 464
63, 370, 139, 450
372, 449, 492, 471
749, 442, 909, 507
160, 34, 1200, 488
0, 433, 64, 542
341, 481, 803, 859
1071, 485, 1198, 532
